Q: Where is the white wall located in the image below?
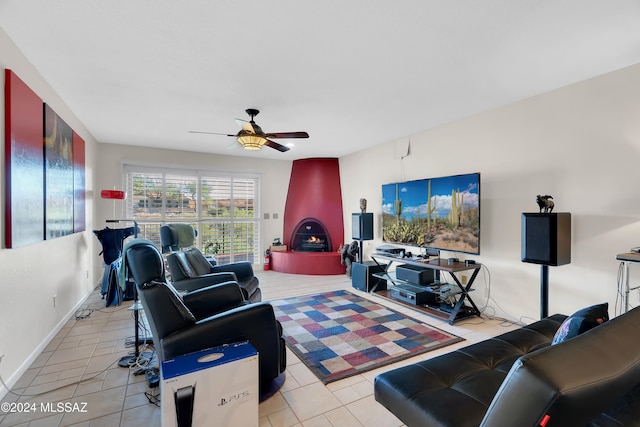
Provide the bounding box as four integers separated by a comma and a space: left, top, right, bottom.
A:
340, 63, 640, 322
0, 28, 99, 394
94, 143, 292, 276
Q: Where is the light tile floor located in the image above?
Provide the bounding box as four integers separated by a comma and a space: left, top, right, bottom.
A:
0, 270, 521, 426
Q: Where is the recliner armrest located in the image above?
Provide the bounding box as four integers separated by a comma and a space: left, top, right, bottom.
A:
212, 261, 254, 282
172, 272, 237, 293
183, 281, 247, 318
161, 302, 285, 383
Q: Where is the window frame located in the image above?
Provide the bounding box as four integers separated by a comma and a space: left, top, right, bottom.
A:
122, 163, 262, 265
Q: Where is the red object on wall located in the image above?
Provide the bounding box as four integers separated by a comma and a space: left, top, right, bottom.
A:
4, 69, 45, 248
5, 69, 87, 246
100, 190, 126, 199
271, 158, 345, 275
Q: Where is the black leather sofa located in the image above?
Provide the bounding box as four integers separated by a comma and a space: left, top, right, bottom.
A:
374, 306, 640, 427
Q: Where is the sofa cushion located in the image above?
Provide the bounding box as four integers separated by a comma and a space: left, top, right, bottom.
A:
551, 302, 609, 345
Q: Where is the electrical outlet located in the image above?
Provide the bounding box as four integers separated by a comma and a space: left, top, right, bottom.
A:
53, 294, 57, 308
461, 275, 468, 285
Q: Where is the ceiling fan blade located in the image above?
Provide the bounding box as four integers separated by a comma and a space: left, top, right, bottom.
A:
226, 141, 240, 150
189, 130, 236, 137
264, 139, 290, 152
235, 118, 257, 134
265, 131, 309, 139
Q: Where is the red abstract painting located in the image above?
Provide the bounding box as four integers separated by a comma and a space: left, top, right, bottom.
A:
4, 69, 44, 248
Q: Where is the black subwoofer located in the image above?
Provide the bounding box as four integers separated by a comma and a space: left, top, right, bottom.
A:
521, 213, 571, 266
352, 261, 387, 292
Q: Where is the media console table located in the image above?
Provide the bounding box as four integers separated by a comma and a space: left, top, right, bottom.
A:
370, 253, 482, 324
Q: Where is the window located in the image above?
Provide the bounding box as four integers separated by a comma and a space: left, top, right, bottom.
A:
124, 165, 261, 264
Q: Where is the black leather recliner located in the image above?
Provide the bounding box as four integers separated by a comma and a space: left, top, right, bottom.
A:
160, 223, 261, 302
125, 239, 286, 395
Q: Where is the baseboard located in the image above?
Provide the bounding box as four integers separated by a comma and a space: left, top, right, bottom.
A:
0, 285, 98, 400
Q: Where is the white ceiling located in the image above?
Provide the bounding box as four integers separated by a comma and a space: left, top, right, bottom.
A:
2, 1, 640, 160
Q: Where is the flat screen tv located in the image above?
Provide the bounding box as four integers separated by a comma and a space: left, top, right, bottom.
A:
381, 172, 480, 255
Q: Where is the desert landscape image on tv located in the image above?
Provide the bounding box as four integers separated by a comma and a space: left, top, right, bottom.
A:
381, 173, 480, 254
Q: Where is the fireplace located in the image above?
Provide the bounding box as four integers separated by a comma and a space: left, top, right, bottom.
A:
291, 218, 331, 252
270, 158, 345, 275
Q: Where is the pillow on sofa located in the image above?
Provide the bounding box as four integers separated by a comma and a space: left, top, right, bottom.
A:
552, 302, 609, 345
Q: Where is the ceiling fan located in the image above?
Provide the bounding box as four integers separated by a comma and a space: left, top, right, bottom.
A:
189, 108, 309, 152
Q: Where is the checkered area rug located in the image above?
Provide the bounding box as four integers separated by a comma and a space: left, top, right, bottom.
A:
270, 290, 464, 384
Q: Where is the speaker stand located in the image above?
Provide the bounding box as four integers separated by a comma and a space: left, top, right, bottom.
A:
540, 265, 549, 319
118, 299, 143, 368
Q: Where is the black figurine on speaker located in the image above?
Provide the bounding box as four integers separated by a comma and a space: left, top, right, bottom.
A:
536, 195, 555, 213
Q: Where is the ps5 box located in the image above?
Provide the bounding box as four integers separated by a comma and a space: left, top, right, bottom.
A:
161, 341, 258, 427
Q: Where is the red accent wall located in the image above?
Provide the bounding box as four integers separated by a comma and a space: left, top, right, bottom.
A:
283, 158, 344, 251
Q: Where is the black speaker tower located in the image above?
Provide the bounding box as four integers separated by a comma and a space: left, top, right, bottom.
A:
352, 213, 373, 240
352, 213, 373, 261
521, 212, 571, 319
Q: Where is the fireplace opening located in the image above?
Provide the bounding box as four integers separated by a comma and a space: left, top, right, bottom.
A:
291, 218, 332, 252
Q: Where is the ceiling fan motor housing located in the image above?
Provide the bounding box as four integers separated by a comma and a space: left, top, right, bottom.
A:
246, 108, 260, 118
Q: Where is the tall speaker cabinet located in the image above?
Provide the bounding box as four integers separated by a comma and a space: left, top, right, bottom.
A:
352, 213, 373, 262
521, 212, 571, 266
352, 213, 373, 240
521, 212, 572, 319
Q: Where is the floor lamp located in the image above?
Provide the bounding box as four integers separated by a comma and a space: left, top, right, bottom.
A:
100, 190, 151, 371
115, 225, 155, 370
521, 212, 571, 319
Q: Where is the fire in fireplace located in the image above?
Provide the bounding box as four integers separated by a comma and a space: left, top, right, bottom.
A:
291, 218, 331, 252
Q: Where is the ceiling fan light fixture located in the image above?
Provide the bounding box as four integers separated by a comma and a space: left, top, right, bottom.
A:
237, 134, 266, 150
191, 108, 306, 153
